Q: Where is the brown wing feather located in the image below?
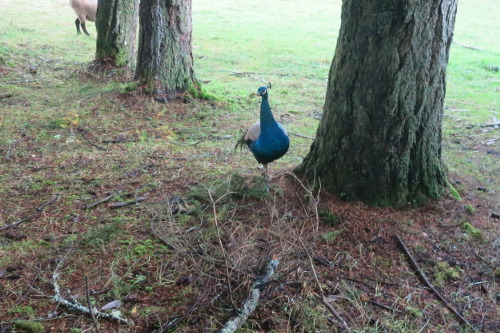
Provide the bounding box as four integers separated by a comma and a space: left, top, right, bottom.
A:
244, 122, 261, 142
235, 122, 261, 151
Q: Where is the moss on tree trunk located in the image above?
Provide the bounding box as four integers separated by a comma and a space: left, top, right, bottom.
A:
95, 0, 139, 68
296, 0, 458, 207
135, 0, 195, 98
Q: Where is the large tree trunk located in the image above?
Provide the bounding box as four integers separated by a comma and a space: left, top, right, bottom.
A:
296, 0, 458, 207
95, 0, 139, 68
135, 0, 195, 99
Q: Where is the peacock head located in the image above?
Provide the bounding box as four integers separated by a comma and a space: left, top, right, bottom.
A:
256, 87, 268, 97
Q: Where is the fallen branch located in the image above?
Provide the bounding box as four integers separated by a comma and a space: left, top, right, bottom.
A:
289, 132, 315, 140
78, 128, 108, 151
0, 218, 28, 231
52, 257, 132, 325
86, 277, 101, 333
368, 299, 403, 314
313, 256, 336, 267
219, 258, 279, 333
314, 293, 352, 332
150, 213, 177, 251
108, 196, 146, 208
36, 194, 60, 211
1, 194, 60, 231
303, 234, 350, 331
150, 153, 214, 160
86, 191, 123, 209
452, 41, 484, 52
341, 276, 376, 290
394, 235, 476, 331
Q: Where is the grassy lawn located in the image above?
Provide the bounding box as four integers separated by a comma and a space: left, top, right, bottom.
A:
0, 0, 498, 332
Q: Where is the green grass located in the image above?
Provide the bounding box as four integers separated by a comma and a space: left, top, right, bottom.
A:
445, 0, 499, 126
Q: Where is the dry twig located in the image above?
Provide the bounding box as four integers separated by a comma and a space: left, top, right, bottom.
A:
285, 172, 321, 237
452, 41, 484, 52
150, 213, 176, 250
52, 256, 132, 325
78, 128, 108, 151
86, 276, 101, 333
86, 193, 119, 209
220, 258, 280, 333
36, 194, 60, 211
0, 218, 28, 231
395, 235, 476, 331
108, 196, 146, 208
1, 194, 60, 231
208, 190, 238, 311
368, 299, 403, 314
301, 242, 351, 331
289, 132, 315, 140
314, 293, 352, 332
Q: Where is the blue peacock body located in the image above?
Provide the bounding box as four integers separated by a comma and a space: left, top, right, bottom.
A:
236, 87, 289, 182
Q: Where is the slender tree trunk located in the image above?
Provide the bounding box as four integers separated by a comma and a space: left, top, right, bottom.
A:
95, 0, 139, 68
296, 0, 458, 207
135, 0, 195, 99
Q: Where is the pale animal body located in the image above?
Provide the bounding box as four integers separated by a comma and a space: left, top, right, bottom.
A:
69, 0, 97, 35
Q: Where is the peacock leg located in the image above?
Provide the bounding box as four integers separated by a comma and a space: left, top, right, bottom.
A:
263, 164, 271, 192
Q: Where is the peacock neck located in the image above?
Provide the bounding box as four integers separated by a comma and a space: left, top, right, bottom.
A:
260, 94, 276, 127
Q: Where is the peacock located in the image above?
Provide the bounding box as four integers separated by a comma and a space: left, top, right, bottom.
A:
236, 86, 290, 187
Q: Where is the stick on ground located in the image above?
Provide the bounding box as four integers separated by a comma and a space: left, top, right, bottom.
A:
219, 258, 279, 333
52, 256, 132, 325
86, 276, 101, 333
78, 128, 108, 151
314, 293, 352, 332
36, 194, 60, 211
108, 196, 146, 208
395, 235, 476, 331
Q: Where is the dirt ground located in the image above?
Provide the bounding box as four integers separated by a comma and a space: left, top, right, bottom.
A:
0, 87, 499, 332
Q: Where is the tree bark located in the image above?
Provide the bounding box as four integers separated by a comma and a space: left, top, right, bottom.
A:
296, 0, 458, 207
135, 0, 195, 99
95, 0, 139, 68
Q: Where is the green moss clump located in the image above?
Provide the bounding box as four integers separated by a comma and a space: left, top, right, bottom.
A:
187, 80, 218, 101
405, 306, 423, 318
81, 220, 125, 246
462, 222, 483, 240
318, 210, 339, 226
447, 181, 461, 201
120, 82, 138, 94
465, 204, 475, 215
187, 173, 269, 203
321, 230, 343, 243
13, 320, 44, 333
8, 305, 35, 317
433, 261, 461, 287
